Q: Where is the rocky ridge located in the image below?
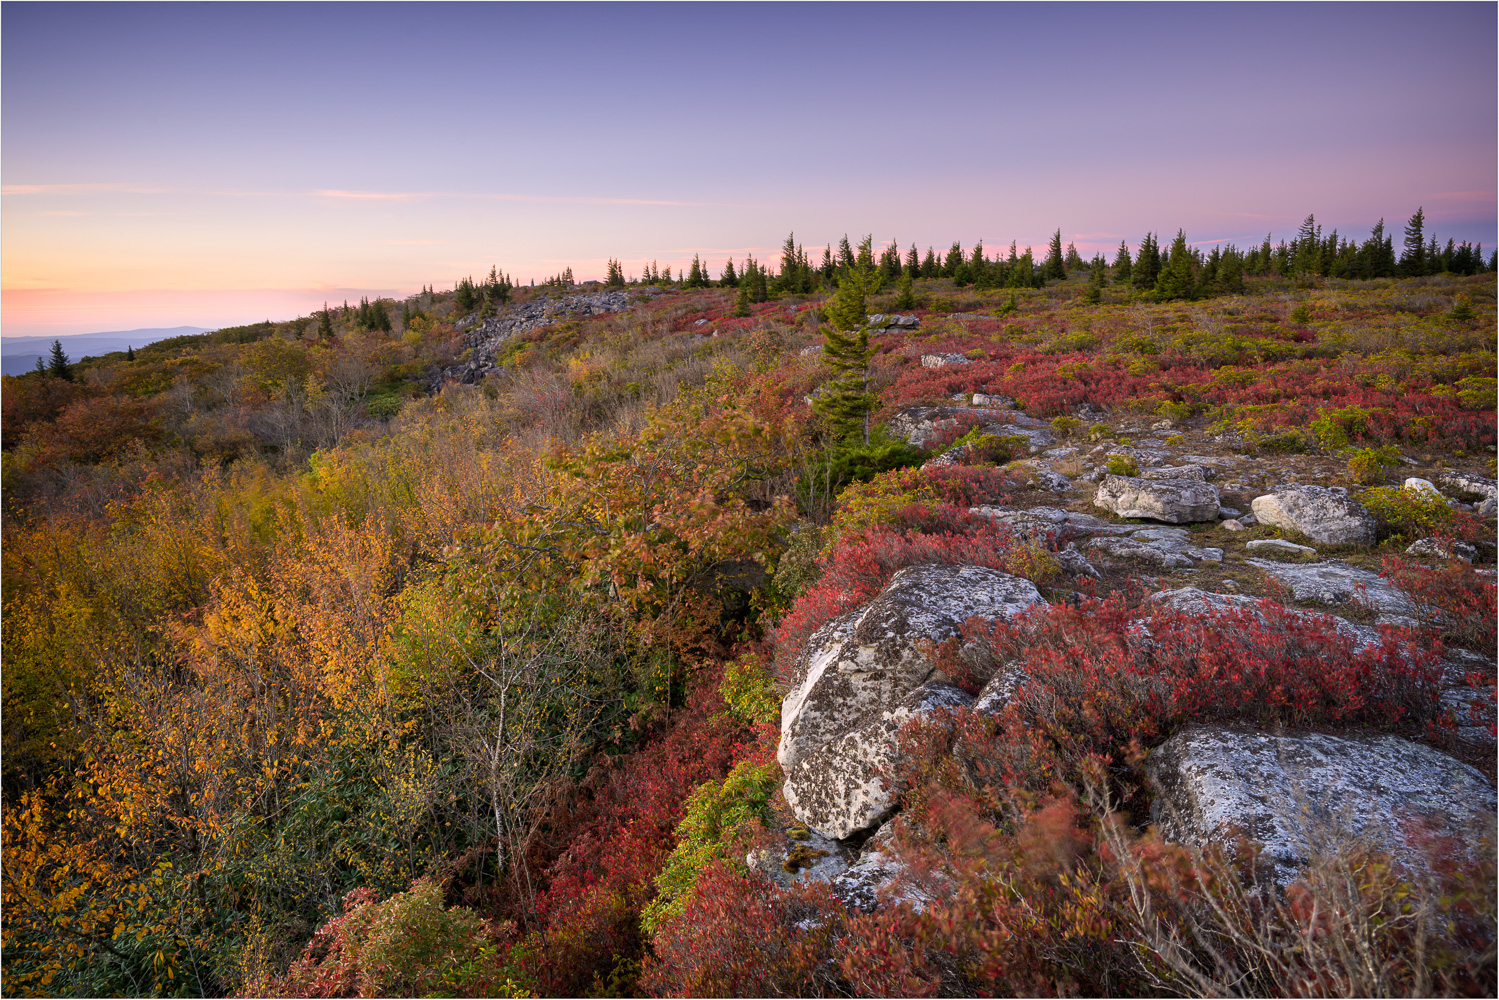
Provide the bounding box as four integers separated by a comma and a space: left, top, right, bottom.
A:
427, 288, 637, 390
761, 405, 1497, 916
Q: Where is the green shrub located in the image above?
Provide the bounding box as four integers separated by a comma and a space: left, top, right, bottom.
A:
1257, 429, 1308, 454
1106, 454, 1139, 477
1290, 303, 1312, 323
1448, 296, 1476, 322
1360, 485, 1455, 539
719, 656, 780, 727
1050, 415, 1083, 438
1156, 399, 1195, 424
640, 759, 778, 936
1345, 446, 1401, 485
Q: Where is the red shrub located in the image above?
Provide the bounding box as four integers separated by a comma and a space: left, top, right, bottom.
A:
906, 594, 1449, 799
1381, 554, 1498, 658
639, 861, 844, 998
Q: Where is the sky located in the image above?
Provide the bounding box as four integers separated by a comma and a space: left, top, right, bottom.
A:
3, 1, 1495, 337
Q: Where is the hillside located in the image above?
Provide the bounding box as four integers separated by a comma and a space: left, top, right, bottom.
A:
2, 237, 1495, 997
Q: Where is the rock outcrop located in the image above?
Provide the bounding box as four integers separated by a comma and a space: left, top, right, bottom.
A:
429, 290, 635, 389
1251, 485, 1377, 547
886, 406, 1054, 453
778, 564, 1044, 837
1148, 725, 1496, 883
1093, 473, 1222, 524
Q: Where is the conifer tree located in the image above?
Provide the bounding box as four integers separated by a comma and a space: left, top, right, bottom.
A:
820, 245, 835, 282
814, 265, 878, 443
126, 344, 135, 362
894, 269, 916, 309
920, 247, 938, 278
606, 259, 626, 286
1133, 233, 1161, 289
46, 339, 74, 381
319, 302, 334, 338
1064, 241, 1085, 272
1113, 240, 1133, 282
837, 235, 856, 271
855, 234, 876, 274
1154, 230, 1196, 301
905, 243, 919, 275
684, 254, 708, 289
720, 257, 739, 287
1219, 246, 1245, 293
1044, 229, 1066, 279
731, 280, 752, 317
1084, 255, 1107, 303
942, 242, 964, 278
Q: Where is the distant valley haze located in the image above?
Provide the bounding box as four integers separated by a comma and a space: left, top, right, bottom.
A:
0, 326, 209, 375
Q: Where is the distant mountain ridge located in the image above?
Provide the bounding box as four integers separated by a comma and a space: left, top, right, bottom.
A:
1, 326, 209, 375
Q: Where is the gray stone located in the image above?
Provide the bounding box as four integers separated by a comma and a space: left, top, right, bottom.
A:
971, 392, 1013, 407
1246, 538, 1318, 558
1142, 463, 1213, 481
778, 564, 1044, 773
1403, 477, 1443, 499
1094, 474, 1222, 523
1222, 518, 1246, 531
1479, 498, 1497, 518
1218, 506, 1242, 519
1437, 470, 1498, 503
1148, 725, 1497, 884
969, 505, 1130, 543
1246, 559, 1416, 618
920, 352, 968, 368
782, 682, 974, 838
887, 406, 1053, 452
1406, 537, 1477, 563
869, 313, 920, 330
1251, 486, 1377, 547
1086, 527, 1223, 569
746, 825, 853, 889
1056, 541, 1101, 579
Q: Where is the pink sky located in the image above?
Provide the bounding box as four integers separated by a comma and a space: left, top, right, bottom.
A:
4, 3, 1494, 337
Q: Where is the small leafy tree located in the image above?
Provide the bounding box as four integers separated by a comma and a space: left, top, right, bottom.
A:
812, 266, 878, 444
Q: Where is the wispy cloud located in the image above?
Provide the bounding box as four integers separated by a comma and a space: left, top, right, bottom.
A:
312, 188, 728, 208
3, 182, 167, 195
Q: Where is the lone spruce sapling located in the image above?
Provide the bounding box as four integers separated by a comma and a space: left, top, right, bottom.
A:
813, 265, 878, 444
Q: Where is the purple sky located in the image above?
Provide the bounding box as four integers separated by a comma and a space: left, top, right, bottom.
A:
4, 1, 1495, 336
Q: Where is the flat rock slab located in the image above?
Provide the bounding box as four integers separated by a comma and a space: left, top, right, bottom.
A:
783, 682, 973, 839
1094, 474, 1222, 523
1246, 559, 1416, 618
887, 406, 1053, 452
1439, 470, 1497, 502
1148, 725, 1496, 884
969, 505, 1222, 569
1252, 485, 1376, 547
778, 563, 1044, 772
1245, 538, 1318, 558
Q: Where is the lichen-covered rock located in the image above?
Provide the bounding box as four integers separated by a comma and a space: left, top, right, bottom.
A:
782, 682, 974, 839
1251, 485, 1376, 547
1438, 469, 1498, 503
886, 406, 1053, 452
778, 564, 1044, 773
1094, 474, 1222, 523
920, 352, 968, 368
969, 505, 1129, 543
1148, 725, 1496, 884
1245, 559, 1416, 619
1406, 537, 1478, 563
1245, 538, 1318, 558
1085, 527, 1223, 568
1141, 463, 1213, 482
745, 824, 852, 888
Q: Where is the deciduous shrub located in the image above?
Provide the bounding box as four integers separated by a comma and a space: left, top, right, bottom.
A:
1382, 555, 1499, 658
